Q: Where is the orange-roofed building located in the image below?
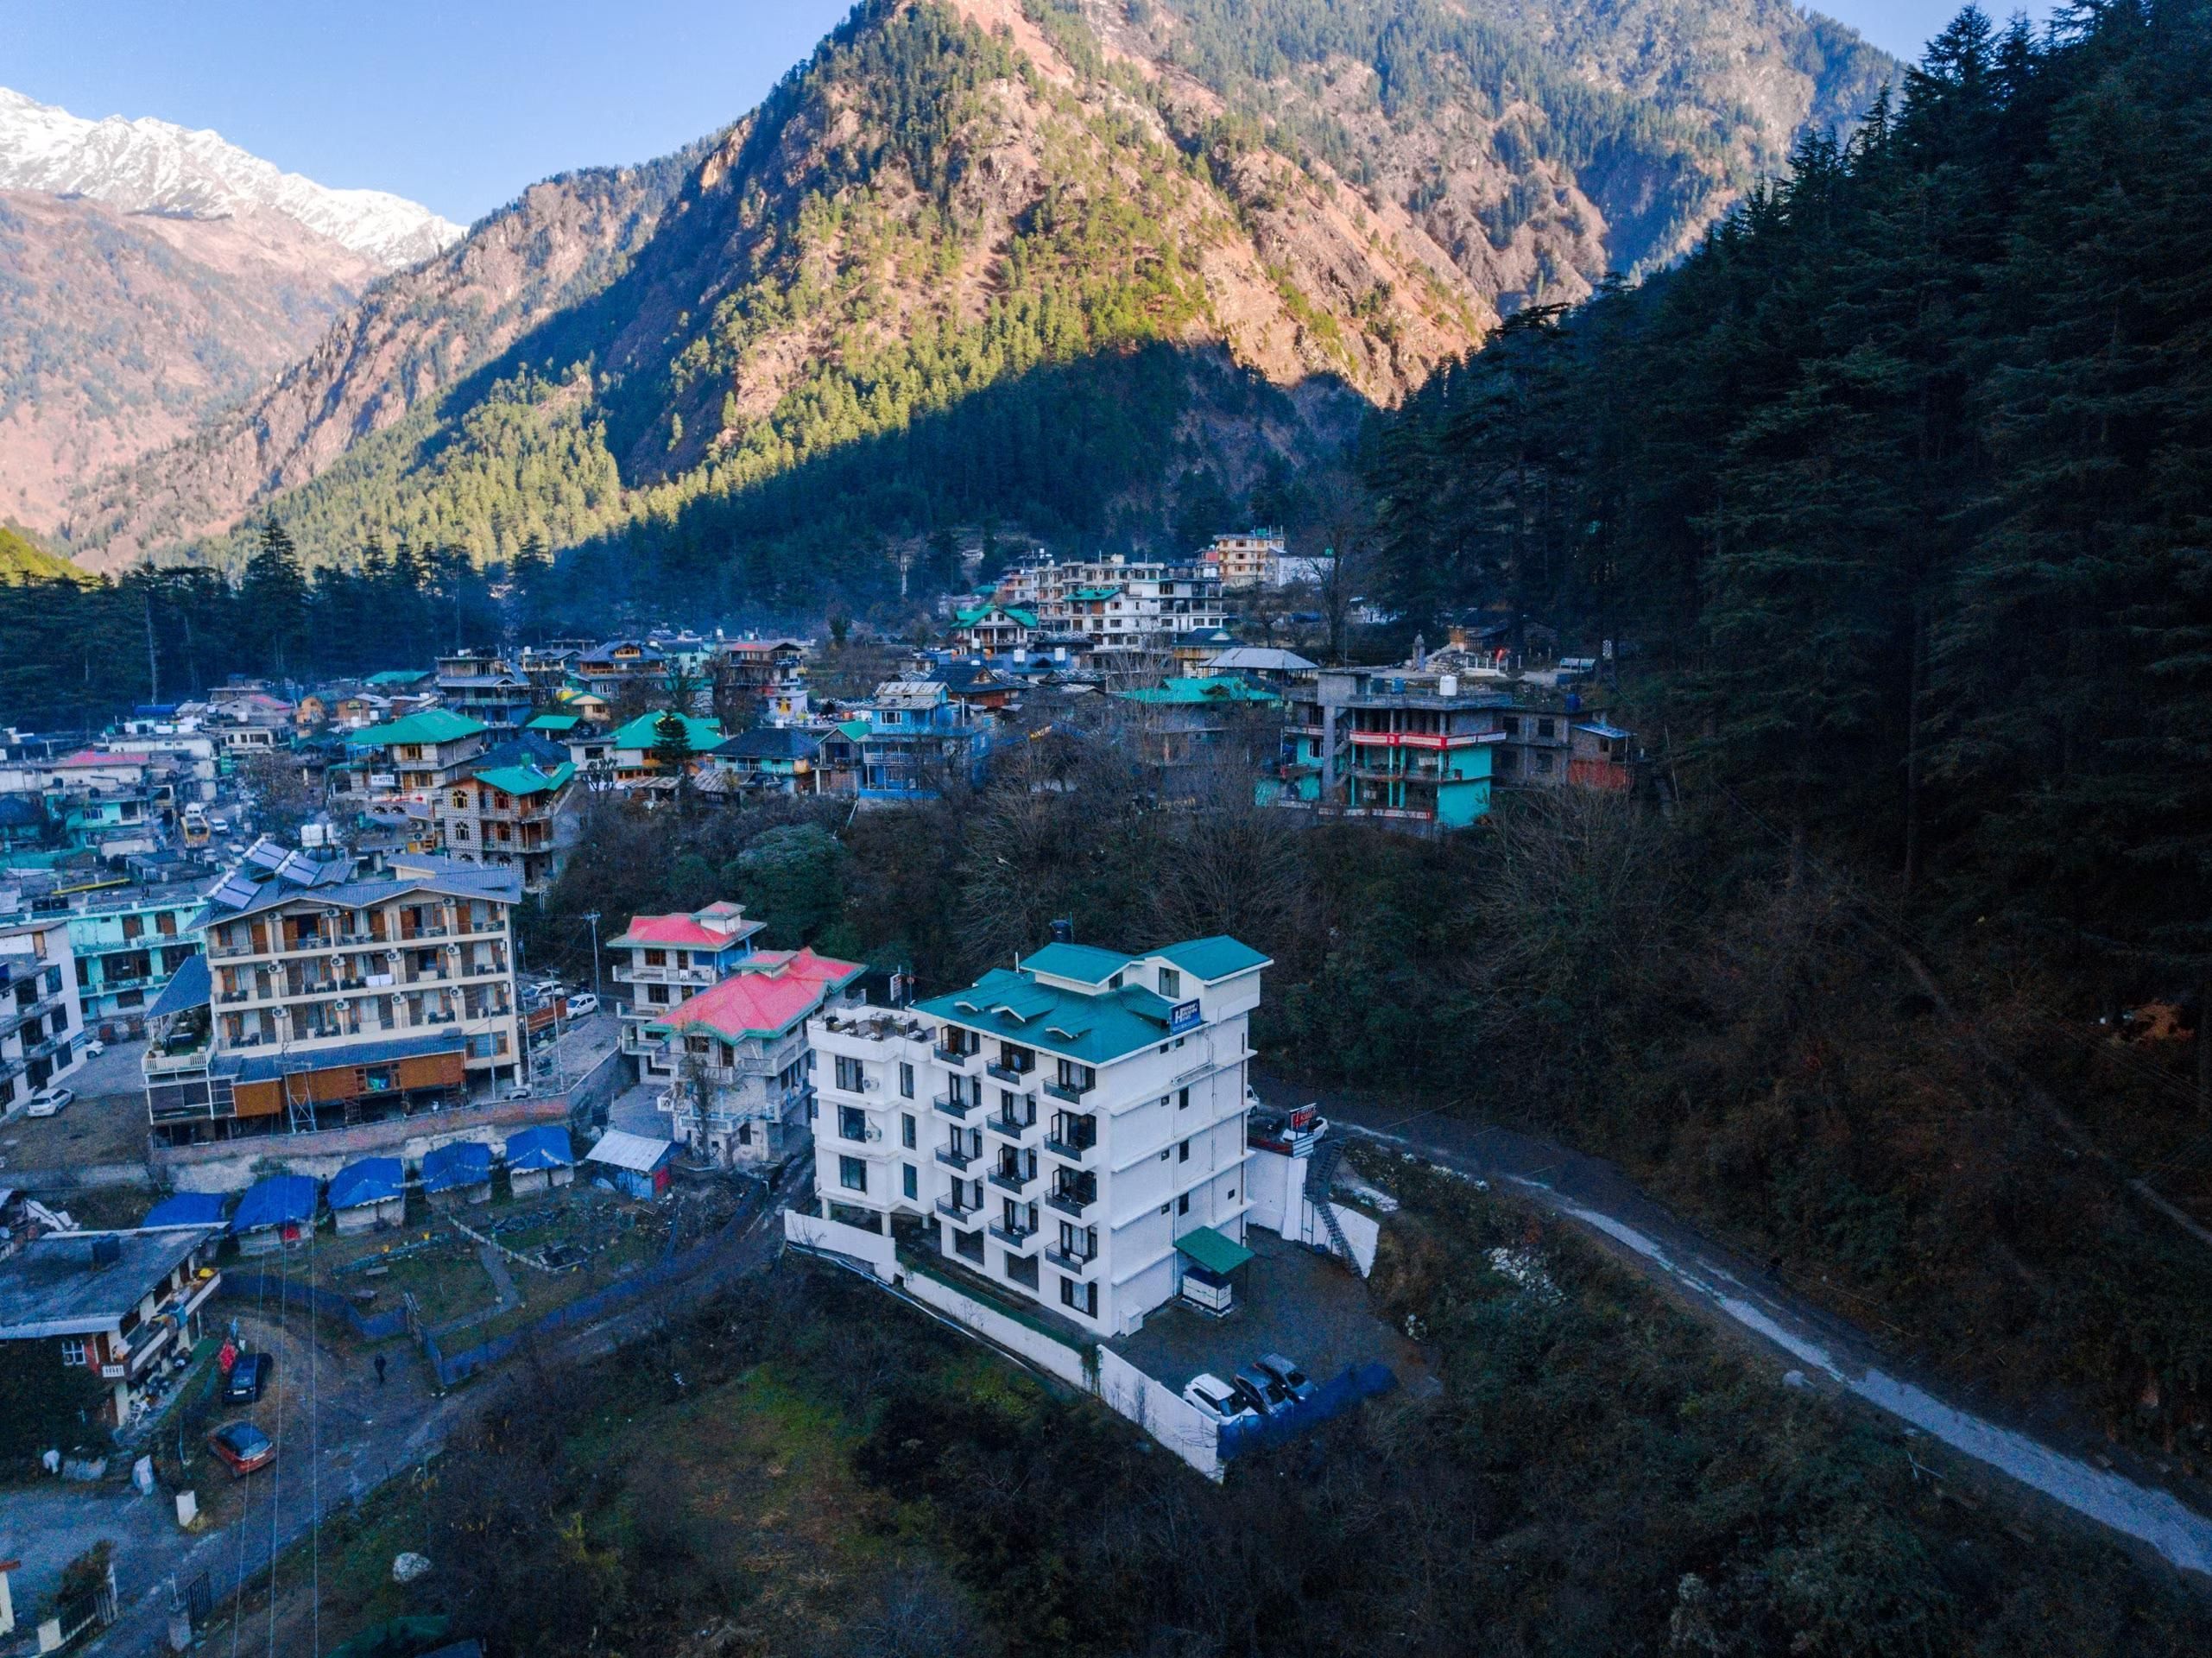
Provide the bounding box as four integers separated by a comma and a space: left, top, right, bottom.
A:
643, 946, 866, 1168
608, 901, 767, 1085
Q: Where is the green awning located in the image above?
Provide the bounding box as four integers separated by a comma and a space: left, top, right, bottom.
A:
1173, 1225, 1254, 1275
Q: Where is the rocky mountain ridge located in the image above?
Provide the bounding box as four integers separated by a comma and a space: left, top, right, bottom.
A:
55, 0, 1899, 583
0, 87, 464, 267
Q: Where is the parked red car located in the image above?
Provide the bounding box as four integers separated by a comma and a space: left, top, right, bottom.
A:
207, 1421, 275, 1477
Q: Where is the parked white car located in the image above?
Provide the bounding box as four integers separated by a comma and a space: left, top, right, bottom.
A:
1180, 1372, 1260, 1427
566, 991, 600, 1016
26, 1086, 74, 1117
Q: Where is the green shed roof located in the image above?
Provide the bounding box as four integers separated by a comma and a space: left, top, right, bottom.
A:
474, 762, 575, 796
610, 712, 725, 752
359, 707, 487, 747
1173, 1225, 1254, 1275
364, 669, 431, 687
1153, 936, 1271, 983
526, 713, 580, 732
1019, 942, 1134, 985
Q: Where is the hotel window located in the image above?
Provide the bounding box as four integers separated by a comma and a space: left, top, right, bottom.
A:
903, 1165, 919, 1200
901, 1113, 917, 1149
1158, 966, 1181, 999
899, 1061, 914, 1098
836, 1054, 866, 1092
838, 1157, 867, 1193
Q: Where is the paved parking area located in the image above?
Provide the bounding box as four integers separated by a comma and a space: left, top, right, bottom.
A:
0, 1038, 152, 1172
1108, 1226, 1429, 1396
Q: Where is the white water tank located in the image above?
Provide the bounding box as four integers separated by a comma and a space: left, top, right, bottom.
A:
1438, 674, 1459, 697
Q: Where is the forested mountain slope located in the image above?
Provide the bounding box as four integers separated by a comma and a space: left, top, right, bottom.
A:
1360, 0, 2212, 1441
0, 191, 381, 529
60, 0, 1894, 594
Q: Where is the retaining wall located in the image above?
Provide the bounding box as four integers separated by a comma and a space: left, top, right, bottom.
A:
154, 1098, 570, 1193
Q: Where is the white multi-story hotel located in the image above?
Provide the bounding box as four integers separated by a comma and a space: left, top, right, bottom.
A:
806, 933, 1267, 1335
997, 554, 1229, 655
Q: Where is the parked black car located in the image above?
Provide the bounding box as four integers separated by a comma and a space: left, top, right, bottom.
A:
224, 1351, 273, 1404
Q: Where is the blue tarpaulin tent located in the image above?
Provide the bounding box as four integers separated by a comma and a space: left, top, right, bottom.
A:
328, 1158, 404, 1212
142, 1192, 225, 1228
420, 1141, 493, 1207
504, 1125, 575, 1194
230, 1174, 319, 1254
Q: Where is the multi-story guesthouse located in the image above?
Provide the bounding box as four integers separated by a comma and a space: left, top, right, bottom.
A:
994, 554, 1228, 662
1, 913, 82, 1113
806, 932, 1267, 1335
608, 902, 767, 1084
65, 877, 212, 1039
435, 651, 537, 738
644, 946, 865, 1167
347, 709, 491, 805
431, 755, 578, 891
0, 1225, 223, 1428
142, 840, 523, 1144
1199, 528, 1286, 590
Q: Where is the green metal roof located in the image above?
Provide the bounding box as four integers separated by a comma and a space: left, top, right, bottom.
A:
1019, 942, 1134, 985
956, 604, 1039, 628
526, 713, 580, 732
1069, 585, 1122, 601
363, 669, 431, 686
1153, 936, 1271, 983
473, 762, 575, 796
1173, 1225, 1254, 1275
917, 967, 1173, 1066
835, 719, 870, 742
610, 712, 725, 752
1114, 677, 1280, 706
359, 707, 487, 747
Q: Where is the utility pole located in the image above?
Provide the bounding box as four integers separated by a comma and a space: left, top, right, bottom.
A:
582, 911, 604, 1003
143, 587, 160, 705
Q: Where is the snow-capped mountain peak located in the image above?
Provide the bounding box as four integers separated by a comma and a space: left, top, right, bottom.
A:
0, 86, 464, 269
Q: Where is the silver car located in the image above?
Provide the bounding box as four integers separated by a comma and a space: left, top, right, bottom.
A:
1255, 1353, 1318, 1403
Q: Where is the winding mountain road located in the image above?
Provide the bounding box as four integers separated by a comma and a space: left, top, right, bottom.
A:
1286, 1083, 2212, 1580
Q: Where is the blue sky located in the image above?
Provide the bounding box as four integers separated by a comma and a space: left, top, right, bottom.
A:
7, 0, 2057, 225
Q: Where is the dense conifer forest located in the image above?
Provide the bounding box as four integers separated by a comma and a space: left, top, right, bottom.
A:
1368, 0, 2212, 981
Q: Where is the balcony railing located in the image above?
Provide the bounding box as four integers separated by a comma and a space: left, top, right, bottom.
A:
987, 1164, 1033, 1195
612, 962, 718, 987
932, 1092, 976, 1121
932, 1043, 977, 1069
985, 1060, 1033, 1085
1045, 1187, 1096, 1218
988, 1220, 1037, 1250
1043, 1245, 1096, 1275
1042, 1077, 1092, 1104
1042, 1133, 1096, 1162
935, 1197, 980, 1225
984, 1112, 1034, 1140
934, 1144, 975, 1172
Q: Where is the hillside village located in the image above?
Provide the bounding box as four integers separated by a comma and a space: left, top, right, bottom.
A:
0, 524, 1661, 1650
